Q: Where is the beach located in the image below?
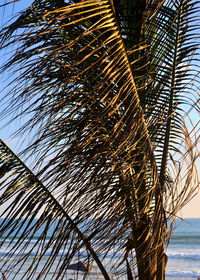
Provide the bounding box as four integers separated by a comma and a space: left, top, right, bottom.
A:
1, 218, 200, 279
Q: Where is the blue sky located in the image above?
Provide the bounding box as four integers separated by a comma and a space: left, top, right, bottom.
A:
0, 0, 31, 151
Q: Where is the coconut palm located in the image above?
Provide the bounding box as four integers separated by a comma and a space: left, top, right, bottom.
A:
0, 0, 200, 279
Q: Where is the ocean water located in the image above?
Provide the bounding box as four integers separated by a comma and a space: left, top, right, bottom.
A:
0, 218, 200, 279
166, 218, 200, 279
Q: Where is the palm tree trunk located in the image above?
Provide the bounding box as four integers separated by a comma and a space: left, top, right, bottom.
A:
156, 247, 168, 280
134, 221, 157, 280
136, 243, 167, 280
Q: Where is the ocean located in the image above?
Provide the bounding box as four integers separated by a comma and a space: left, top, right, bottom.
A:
166, 218, 200, 279
0, 218, 200, 279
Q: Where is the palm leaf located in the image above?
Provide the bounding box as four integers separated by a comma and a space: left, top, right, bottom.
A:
0, 139, 111, 279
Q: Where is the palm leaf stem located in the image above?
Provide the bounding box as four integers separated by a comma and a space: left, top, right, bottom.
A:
155, 3, 183, 279
109, 0, 160, 194
159, 2, 183, 189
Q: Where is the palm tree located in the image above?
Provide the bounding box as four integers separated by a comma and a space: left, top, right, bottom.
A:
0, 0, 200, 279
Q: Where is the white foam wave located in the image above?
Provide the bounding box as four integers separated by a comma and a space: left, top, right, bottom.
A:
166, 270, 200, 278
0, 242, 124, 259
0, 247, 72, 257
167, 247, 200, 260
168, 252, 200, 260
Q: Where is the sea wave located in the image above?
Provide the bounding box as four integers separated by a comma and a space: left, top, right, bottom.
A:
171, 234, 200, 239
170, 235, 200, 246
1, 241, 200, 260
168, 251, 200, 260
166, 270, 200, 278
0, 246, 123, 259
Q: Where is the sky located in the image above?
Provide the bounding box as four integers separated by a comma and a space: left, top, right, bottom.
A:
0, 0, 200, 219
179, 193, 200, 218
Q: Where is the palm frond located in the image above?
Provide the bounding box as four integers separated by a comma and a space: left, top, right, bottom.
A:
0, 0, 200, 279
0, 139, 110, 279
